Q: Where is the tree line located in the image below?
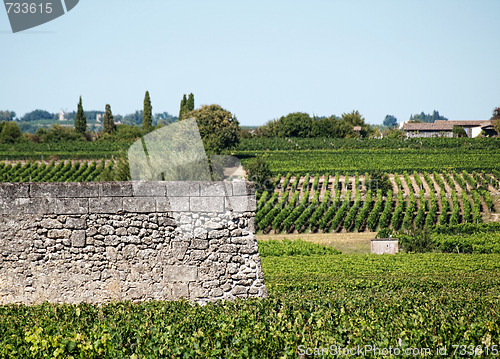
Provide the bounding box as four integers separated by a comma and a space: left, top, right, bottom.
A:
1, 100, 498, 146
0, 92, 242, 156
253, 111, 373, 139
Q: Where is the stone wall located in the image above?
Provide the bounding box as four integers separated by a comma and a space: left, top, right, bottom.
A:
0, 181, 267, 305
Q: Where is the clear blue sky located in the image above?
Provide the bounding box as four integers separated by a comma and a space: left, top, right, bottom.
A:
1, 0, 499, 125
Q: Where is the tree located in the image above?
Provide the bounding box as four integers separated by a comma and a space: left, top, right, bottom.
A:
310, 116, 341, 137
491, 107, 500, 136
154, 112, 177, 126
254, 119, 280, 137
277, 112, 313, 137
103, 104, 116, 134
0, 111, 16, 122
20, 109, 55, 122
452, 125, 467, 138
74, 96, 87, 134
0, 121, 22, 143
187, 93, 195, 111
399, 227, 434, 253
123, 110, 143, 126
383, 115, 398, 128
340, 110, 372, 138
142, 91, 152, 130
368, 171, 392, 196
179, 94, 188, 121
184, 104, 240, 154
370, 128, 382, 138
409, 111, 448, 123
35, 124, 81, 143
245, 155, 273, 191
384, 128, 405, 139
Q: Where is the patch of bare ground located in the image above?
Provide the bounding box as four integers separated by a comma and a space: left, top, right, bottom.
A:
440, 173, 454, 194
256, 232, 375, 255
398, 174, 410, 199
409, 174, 421, 194
447, 173, 463, 194
339, 174, 347, 198
428, 174, 443, 212
387, 174, 399, 194
419, 173, 432, 197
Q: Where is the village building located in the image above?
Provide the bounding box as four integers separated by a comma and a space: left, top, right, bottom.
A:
401, 120, 496, 138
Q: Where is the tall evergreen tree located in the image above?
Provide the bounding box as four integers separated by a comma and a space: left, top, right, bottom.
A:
179, 94, 188, 121
187, 93, 195, 111
103, 104, 115, 134
74, 96, 87, 134
142, 91, 153, 130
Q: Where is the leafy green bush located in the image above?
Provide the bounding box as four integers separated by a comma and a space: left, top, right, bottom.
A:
244, 155, 273, 192
432, 232, 500, 253
399, 228, 435, 253
399, 223, 500, 253
257, 239, 341, 257
0, 121, 23, 143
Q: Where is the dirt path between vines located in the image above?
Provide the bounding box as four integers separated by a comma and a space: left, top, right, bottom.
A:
399, 174, 411, 199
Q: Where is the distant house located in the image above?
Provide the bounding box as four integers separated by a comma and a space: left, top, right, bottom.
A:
402, 120, 496, 138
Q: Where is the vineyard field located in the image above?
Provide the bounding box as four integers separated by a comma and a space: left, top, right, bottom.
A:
0, 161, 106, 183
254, 171, 500, 235
238, 149, 500, 174
0, 142, 131, 160
1, 161, 499, 237
237, 136, 500, 151
1, 253, 499, 357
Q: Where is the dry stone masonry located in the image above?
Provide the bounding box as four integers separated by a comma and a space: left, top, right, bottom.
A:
0, 181, 267, 305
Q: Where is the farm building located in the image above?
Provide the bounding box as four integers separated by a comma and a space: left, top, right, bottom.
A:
371, 238, 399, 254
401, 120, 496, 138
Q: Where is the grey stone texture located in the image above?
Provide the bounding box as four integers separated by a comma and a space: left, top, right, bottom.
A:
0, 181, 266, 305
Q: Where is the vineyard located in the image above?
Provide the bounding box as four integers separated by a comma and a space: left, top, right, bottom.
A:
1, 252, 499, 357
255, 171, 500, 234
0, 142, 131, 160
1, 161, 499, 238
237, 136, 500, 151
238, 149, 500, 174
1, 137, 500, 356
0, 161, 107, 183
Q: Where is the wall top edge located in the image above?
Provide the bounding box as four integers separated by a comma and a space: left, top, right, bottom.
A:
0, 181, 255, 199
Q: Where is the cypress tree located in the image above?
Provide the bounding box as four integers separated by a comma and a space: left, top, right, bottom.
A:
179, 94, 187, 121
142, 91, 153, 130
103, 104, 115, 134
74, 96, 87, 134
187, 93, 195, 111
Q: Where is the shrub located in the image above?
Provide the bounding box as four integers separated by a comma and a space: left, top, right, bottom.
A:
257, 239, 341, 257
399, 228, 434, 253
245, 155, 273, 192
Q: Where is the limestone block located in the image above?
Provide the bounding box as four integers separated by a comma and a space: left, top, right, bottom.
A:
71, 230, 86, 247
190, 197, 224, 212
132, 181, 167, 197
89, 197, 123, 214
123, 197, 156, 213
166, 182, 200, 197
99, 182, 133, 197
0, 183, 29, 198
163, 265, 198, 282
